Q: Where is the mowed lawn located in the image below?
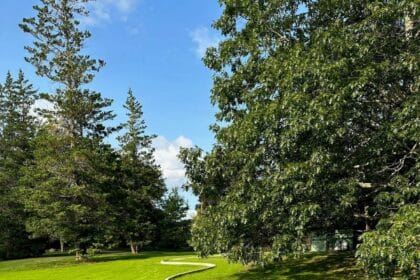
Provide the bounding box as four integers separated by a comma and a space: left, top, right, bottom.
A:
0, 251, 362, 280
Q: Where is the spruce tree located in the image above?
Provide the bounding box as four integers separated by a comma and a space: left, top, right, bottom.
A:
19, 0, 113, 137
0, 79, 5, 134
0, 73, 14, 135
0, 71, 42, 259
0, 70, 37, 215
116, 89, 165, 254
158, 188, 190, 250
19, 0, 116, 259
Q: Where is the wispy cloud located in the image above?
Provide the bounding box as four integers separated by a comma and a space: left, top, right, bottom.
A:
114, 0, 137, 14
190, 27, 221, 58
82, 0, 140, 26
127, 26, 140, 35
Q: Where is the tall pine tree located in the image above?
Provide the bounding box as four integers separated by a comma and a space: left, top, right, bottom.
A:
19, 0, 116, 259
115, 89, 165, 254
0, 71, 42, 259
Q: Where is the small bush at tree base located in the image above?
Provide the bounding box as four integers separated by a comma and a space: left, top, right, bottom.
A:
357, 204, 419, 279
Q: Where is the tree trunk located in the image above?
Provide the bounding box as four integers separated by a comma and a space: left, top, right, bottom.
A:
130, 240, 138, 254
75, 243, 85, 261
404, 14, 413, 35
75, 249, 82, 261
60, 238, 64, 253
364, 206, 370, 231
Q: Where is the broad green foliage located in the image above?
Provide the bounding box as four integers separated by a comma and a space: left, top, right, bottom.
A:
179, 146, 230, 210
180, 0, 419, 275
357, 204, 419, 279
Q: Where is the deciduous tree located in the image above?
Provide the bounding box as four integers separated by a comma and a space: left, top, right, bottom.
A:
181, 1, 419, 274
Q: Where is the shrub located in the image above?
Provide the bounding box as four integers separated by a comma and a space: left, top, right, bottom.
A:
356, 205, 419, 279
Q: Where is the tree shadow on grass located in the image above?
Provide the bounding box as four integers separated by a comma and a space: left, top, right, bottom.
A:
88, 251, 194, 263
232, 252, 362, 280
89, 253, 151, 263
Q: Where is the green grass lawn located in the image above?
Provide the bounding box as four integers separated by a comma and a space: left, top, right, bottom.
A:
0, 251, 362, 280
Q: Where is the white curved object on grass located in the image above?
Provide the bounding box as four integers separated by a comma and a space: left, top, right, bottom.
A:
160, 257, 216, 280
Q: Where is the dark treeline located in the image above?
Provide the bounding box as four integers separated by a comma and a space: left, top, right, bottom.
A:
0, 0, 190, 260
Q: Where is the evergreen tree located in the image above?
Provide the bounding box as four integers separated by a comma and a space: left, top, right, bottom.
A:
158, 188, 190, 250
22, 125, 119, 256
1, 70, 38, 171
19, 0, 113, 138
181, 0, 419, 274
162, 188, 189, 223
0, 78, 5, 134
0, 73, 14, 135
0, 71, 43, 259
116, 89, 165, 254
19, 0, 116, 259
118, 89, 156, 167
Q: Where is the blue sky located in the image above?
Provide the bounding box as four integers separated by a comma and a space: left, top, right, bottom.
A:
0, 0, 223, 212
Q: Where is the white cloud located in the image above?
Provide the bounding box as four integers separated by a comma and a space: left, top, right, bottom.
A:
33, 99, 54, 111
30, 99, 55, 120
190, 27, 221, 58
83, 0, 139, 26
186, 209, 197, 220
153, 136, 193, 189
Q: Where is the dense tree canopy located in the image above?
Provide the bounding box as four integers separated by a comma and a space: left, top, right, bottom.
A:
181, 0, 419, 277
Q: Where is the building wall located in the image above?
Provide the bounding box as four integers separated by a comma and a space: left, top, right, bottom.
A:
310, 231, 354, 252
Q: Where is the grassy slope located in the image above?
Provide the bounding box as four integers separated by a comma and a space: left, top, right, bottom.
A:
0, 251, 362, 280
182, 252, 362, 280
0, 252, 197, 280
